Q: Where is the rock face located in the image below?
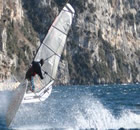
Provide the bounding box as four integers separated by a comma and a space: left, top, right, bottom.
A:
66, 0, 140, 84
0, 0, 139, 85
0, 0, 38, 81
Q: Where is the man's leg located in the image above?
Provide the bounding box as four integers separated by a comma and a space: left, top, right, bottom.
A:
31, 76, 35, 92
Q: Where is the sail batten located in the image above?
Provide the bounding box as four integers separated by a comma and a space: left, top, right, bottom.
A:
42, 43, 61, 57
52, 25, 67, 35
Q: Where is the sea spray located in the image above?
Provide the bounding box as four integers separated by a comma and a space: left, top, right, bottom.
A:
5, 85, 140, 129
0, 91, 13, 127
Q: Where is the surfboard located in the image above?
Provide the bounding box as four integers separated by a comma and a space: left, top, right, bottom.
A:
6, 80, 28, 127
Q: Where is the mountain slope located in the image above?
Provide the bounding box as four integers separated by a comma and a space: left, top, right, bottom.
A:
0, 0, 139, 85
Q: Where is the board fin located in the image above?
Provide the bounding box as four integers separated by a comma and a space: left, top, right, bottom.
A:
6, 80, 28, 127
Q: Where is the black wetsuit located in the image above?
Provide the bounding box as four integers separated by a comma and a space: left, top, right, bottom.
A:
25, 61, 43, 80
32, 61, 43, 79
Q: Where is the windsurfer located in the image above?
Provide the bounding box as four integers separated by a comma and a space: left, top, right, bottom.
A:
25, 59, 44, 92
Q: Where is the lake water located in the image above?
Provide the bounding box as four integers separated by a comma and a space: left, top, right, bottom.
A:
0, 84, 140, 129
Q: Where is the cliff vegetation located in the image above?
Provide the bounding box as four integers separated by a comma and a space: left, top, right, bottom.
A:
0, 0, 139, 85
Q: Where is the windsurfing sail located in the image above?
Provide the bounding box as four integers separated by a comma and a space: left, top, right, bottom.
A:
5, 3, 74, 127
23, 3, 75, 103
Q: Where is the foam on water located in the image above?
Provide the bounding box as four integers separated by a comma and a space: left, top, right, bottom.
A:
0, 91, 13, 128
10, 94, 140, 130
71, 96, 140, 129
0, 83, 139, 129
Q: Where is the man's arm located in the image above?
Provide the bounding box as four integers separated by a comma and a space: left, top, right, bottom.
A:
38, 67, 44, 79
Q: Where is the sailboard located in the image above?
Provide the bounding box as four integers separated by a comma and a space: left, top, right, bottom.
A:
6, 80, 28, 127
23, 3, 75, 103
5, 3, 74, 127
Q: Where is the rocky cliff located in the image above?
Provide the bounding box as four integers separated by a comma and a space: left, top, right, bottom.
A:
0, 0, 38, 81
66, 0, 140, 84
0, 0, 139, 85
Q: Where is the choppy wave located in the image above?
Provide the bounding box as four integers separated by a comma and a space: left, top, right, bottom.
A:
11, 87, 140, 130
70, 96, 140, 129
0, 84, 140, 130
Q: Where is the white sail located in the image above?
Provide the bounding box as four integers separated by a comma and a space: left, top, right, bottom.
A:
23, 3, 75, 103
6, 4, 75, 127
34, 3, 74, 91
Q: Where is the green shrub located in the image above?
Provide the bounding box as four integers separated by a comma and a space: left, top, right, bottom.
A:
123, 13, 134, 26
93, 62, 110, 79
130, 63, 138, 81
88, 3, 96, 13
135, 50, 140, 57
7, 24, 18, 58
20, 18, 38, 47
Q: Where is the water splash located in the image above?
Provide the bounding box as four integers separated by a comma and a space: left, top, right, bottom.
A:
70, 96, 140, 129
0, 91, 13, 127
10, 94, 140, 130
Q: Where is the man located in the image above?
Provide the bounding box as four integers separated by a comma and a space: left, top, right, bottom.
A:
25, 59, 44, 92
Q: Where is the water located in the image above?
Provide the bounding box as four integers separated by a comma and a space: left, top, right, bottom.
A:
0, 84, 140, 129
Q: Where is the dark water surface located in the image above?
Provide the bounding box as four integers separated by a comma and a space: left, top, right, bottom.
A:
0, 84, 140, 129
